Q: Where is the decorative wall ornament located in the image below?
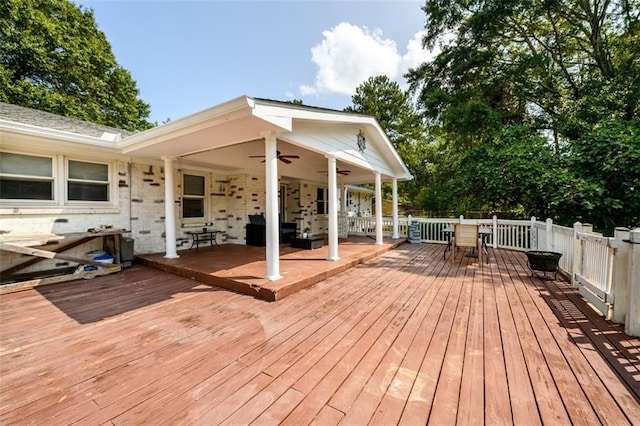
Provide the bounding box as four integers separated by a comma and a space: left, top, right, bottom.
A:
357, 130, 366, 153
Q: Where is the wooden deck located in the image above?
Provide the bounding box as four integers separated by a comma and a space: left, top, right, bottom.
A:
1, 243, 639, 424
136, 236, 406, 301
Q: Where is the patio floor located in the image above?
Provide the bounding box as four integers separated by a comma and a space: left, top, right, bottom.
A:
136, 236, 406, 301
1, 243, 639, 424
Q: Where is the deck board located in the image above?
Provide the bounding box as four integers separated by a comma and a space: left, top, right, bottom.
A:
1, 242, 639, 425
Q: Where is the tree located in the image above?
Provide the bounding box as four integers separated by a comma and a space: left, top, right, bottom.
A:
408, 0, 639, 144
403, 0, 639, 230
567, 119, 640, 230
0, 0, 153, 131
345, 76, 431, 204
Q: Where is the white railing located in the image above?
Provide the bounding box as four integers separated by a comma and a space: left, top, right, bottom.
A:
340, 214, 640, 335
574, 230, 616, 316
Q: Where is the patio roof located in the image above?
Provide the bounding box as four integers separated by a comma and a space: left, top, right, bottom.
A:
118, 96, 413, 185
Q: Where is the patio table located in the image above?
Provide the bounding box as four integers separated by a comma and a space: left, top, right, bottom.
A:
186, 229, 222, 249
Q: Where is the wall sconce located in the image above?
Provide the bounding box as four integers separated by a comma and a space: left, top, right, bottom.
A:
357, 130, 366, 153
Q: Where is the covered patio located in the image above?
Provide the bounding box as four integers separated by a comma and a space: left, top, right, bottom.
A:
1, 243, 639, 424
119, 96, 413, 280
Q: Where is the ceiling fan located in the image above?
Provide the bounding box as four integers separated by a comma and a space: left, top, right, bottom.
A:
317, 168, 351, 176
249, 150, 300, 164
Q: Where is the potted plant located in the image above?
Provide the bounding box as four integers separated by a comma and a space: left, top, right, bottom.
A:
525, 250, 562, 279
302, 226, 311, 239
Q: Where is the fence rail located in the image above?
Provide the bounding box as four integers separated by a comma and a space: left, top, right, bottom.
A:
341, 214, 639, 335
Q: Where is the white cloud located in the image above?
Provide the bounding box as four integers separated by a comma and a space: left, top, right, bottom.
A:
401, 31, 435, 73
300, 23, 438, 98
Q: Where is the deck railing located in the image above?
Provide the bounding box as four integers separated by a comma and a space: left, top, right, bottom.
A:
342, 214, 640, 336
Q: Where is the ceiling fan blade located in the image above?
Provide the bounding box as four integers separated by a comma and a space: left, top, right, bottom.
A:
279, 155, 300, 159
280, 157, 292, 164
249, 155, 266, 158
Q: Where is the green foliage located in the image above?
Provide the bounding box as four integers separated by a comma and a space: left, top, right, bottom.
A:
567, 119, 640, 230
409, 0, 639, 144
399, 0, 639, 232
0, 0, 153, 131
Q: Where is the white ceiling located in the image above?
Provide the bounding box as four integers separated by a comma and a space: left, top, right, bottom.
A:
180, 138, 375, 185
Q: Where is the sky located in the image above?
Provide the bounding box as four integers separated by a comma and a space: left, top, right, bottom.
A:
80, 1, 436, 124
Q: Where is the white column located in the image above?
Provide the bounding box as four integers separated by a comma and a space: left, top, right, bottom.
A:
162, 157, 179, 259
374, 172, 383, 245
327, 156, 339, 260
264, 134, 281, 280
392, 178, 399, 239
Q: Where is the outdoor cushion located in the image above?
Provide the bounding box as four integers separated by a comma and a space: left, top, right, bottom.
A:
248, 214, 266, 226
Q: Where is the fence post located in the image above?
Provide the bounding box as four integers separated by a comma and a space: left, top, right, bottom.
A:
492, 215, 498, 249
572, 222, 583, 289
611, 227, 630, 324
531, 216, 537, 250
625, 228, 640, 337
546, 218, 553, 251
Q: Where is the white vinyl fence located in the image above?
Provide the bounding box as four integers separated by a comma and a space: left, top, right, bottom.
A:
343, 215, 640, 336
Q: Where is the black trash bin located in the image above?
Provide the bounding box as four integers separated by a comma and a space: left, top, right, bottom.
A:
120, 237, 134, 268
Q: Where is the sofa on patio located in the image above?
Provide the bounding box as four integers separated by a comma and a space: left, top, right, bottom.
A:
245, 214, 297, 246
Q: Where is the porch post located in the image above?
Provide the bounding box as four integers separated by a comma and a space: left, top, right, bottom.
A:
392, 178, 399, 239
611, 227, 630, 324
264, 133, 282, 280
162, 156, 179, 259
625, 228, 640, 336
374, 172, 383, 245
326, 156, 339, 260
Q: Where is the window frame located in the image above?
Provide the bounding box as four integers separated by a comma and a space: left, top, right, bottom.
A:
0, 150, 117, 209
181, 171, 208, 222
316, 186, 329, 216
0, 151, 57, 204
65, 158, 111, 204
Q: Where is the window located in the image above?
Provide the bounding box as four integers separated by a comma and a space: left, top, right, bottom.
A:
0, 152, 54, 200
67, 160, 109, 202
317, 187, 328, 215
183, 173, 205, 218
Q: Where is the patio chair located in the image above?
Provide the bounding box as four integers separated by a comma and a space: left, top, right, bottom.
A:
451, 224, 483, 263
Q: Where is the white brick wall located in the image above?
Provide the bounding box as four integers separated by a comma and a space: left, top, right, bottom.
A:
128, 162, 167, 254
1, 155, 279, 273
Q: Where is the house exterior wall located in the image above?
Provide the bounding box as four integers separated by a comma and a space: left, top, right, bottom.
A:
346, 190, 374, 217
224, 173, 265, 244
128, 162, 169, 254
0, 145, 268, 274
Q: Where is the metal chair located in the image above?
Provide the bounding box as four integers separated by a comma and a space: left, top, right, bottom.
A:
451, 224, 483, 263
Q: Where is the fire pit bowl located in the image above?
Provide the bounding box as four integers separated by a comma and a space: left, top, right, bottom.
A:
525, 251, 562, 279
